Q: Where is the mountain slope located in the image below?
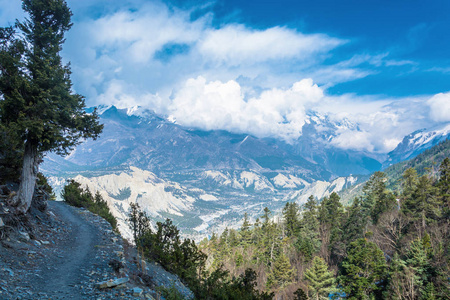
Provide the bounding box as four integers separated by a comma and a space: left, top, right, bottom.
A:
339, 138, 450, 203
41, 105, 449, 238
383, 123, 450, 169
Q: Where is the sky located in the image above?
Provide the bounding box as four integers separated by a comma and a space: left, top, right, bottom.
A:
1, 0, 449, 153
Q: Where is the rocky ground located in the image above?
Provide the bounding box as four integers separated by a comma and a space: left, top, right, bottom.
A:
0, 200, 192, 300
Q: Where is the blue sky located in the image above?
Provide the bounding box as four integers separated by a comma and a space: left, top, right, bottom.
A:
0, 0, 449, 153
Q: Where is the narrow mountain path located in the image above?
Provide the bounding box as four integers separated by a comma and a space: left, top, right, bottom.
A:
0, 201, 129, 299
36, 201, 96, 297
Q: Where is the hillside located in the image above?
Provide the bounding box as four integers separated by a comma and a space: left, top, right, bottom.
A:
0, 200, 192, 299
339, 138, 450, 204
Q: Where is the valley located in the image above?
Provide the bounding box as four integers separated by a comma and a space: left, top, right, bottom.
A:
41, 105, 450, 240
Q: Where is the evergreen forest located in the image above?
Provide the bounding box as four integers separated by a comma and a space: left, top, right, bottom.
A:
128, 155, 450, 299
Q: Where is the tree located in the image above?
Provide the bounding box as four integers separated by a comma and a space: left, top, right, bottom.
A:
0, 0, 102, 214
127, 202, 151, 245
437, 158, 450, 220
283, 202, 300, 237
342, 197, 365, 245
297, 196, 320, 261
339, 238, 388, 299
318, 192, 344, 262
402, 175, 440, 229
240, 212, 252, 245
361, 171, 396, 224
304, 256, 335, 300
266, 252, 295, 290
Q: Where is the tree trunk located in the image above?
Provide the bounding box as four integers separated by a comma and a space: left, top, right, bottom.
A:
16, 142, 38, 214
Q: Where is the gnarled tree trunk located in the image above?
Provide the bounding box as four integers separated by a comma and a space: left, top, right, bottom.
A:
15, 141, 38, 214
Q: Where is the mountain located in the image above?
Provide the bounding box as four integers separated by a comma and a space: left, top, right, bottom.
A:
339, 138, 450, 204
41, 105, 449, 238
383, 123, 450, 169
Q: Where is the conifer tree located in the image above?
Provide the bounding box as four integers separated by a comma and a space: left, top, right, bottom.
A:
342, 197, 365, 244
402, 175, 440, 229
339, 238, 388, 298
297, 195, 320, 260
319, 192, 344, 261
283, 202, 300, 237
304, 256, 335, 300
438, 158, 450, 219
240, 212, 252, 245
266, 252, 295, 290
0, 0, 102, 213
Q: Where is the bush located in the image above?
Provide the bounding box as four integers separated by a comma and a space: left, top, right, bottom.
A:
62, 180, 117, 230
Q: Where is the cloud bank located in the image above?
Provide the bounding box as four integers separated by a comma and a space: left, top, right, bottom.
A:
0, 0, 448, 154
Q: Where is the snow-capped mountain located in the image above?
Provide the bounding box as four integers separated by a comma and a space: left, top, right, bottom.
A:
41, 105, 448, 238
383, 123, 450, 168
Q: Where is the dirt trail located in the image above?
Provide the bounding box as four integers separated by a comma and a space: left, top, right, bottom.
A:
37, 201, 96, 297
0, 201, 126, 299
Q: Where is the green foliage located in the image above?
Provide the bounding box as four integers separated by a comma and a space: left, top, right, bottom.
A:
127, 205, 271, 300
266, 252, 295, 290
0, 0, 103, 156
438, 157, 450, 219
294, 288, 308, 300
198, 154, 450, 299
319, 192, 344, 262
62, 180, 117, 230
127, 202, 151, 245
384, 139, 450, 189
304, 256, 335, 300
0, 124, 22, 183
339, 238, 388, 299
296, 196, 321, 261
402, 174, 441, 229
36, 172, 55, 199
342, 197, 365, 244
240, 212, 252, 245
0, 0, 103, 213
159, 283, 187, 300
283, 202, 300, 237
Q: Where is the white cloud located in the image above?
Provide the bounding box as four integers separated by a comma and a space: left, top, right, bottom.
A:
1, 0, 446, 155
167, 77, 323, 141
330, 130, 374, 152
428, 92, 450, 122
198, 25, 344, 66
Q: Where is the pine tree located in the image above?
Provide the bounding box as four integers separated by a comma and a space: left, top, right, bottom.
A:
261, 207, 271, 230
283, 202, 300, 237
339, 238, 388, 298
240, 212, 252, 245
266, 252, 295, 290
127, 203, 151, 245
402, 175, 441, 229
0, 0, 102, 214
304, 256, 335, 300
437, 158, 450, 220
297, 196, 320, 261
319, 192, 344, 262
342, 197, 365, 244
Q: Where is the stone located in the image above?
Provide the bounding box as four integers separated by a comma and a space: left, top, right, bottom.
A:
96, 277, 129, 289
40, 241, 50, 245
18, 231, 30, 242
132, 287, 143, 297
